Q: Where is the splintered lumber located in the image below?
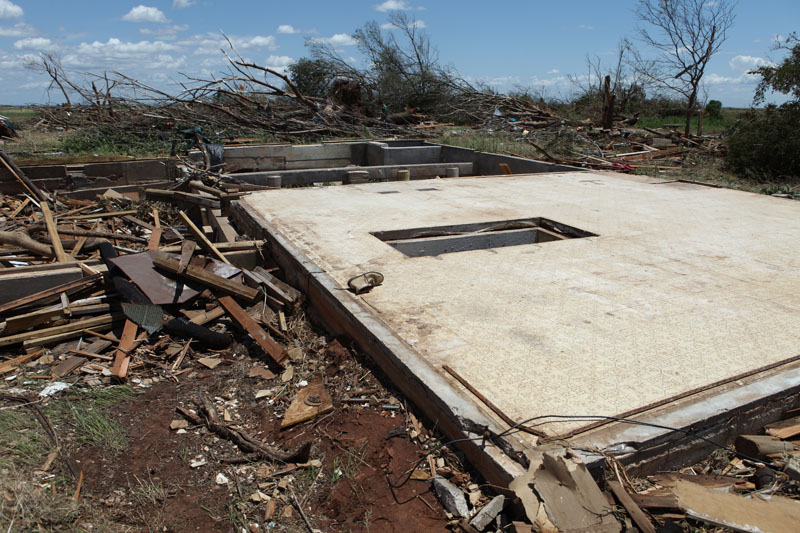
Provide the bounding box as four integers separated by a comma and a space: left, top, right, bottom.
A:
152, 254, 258, 302
63, 209, 137, 221
52, 355, 87, 378
111, 319, 138, 379
2, 313, 122, 348
178, 240, 197, 273
54, 228, 147, 243
252, 267, 301, 305
40, 202, 70, 263
181, 305, 225, 325
280, 379, 333, 429
147, 227, 162, 250
146, 189, 220, 209
0, 273, 102, 316
0, 150, 47, 201
158, 240, 261, 253
674, 479, 800, 532
607, 481, 655, 533
9, 197, 30, 217
764, 416, 800, 440
0, 350, 42, 375
218, 295, 287, 365
510, 452, 620, 532
735, 434, 795, 459
178, 210, 230, 264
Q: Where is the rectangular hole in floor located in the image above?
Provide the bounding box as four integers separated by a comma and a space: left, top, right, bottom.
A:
371, 217, 596, 257
378, 191, 400, 194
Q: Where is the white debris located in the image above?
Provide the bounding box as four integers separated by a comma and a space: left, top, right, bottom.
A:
215, 472, 230, 485
38, 381, 71, 397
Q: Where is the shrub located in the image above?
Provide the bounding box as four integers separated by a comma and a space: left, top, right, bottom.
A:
725, 103, 800, 180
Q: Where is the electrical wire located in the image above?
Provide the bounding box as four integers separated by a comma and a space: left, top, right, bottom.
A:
386, 412, 782, 490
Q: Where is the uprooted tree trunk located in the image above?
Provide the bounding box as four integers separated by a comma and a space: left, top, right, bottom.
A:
0, 230, 52, 257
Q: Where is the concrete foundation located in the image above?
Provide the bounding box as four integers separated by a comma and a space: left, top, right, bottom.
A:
232, 167, 800, 484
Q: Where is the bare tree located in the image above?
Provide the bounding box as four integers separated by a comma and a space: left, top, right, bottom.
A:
24, 52, 74, 108
635, 0, 736, 136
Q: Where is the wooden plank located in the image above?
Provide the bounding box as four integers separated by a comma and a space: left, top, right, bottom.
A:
152, 254, 258, 302
498, 162, 512, 175
181, 305, 225, 325
218, 295, 287, 365
280, 379, 333, 428
178, 210, 230, 264
147, 227, 162, 250
178, 240, 197, 273
735, 434, 795, 459
112, 319, 138, 378
9, 197, 30, 218
0, 274, 102, 316
63, 209, 137, 221
251, 267, 301, 305
764, 415, 800, 440
207, 211, 238, 243
52, 355, 87, 378
0, 350, 42, 374
608, 481, 655, 533
40, 202, 70, 263
0, 313, 121, 347
674, 479, 800, 532
158, 240, 261, 253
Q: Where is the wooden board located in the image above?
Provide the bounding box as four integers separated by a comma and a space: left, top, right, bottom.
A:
764, 415, 800, 440
0, 313, 121, 347
178, 210, 230, 264
608, 481, 655, 533
0, 274, 102, 316
280, 379, 333, 429
218, 295, 287, 365
40, 202, 70, 263
112, 319, 138, 378
152, 253, 258, 302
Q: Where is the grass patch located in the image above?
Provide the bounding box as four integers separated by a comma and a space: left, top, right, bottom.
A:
68, 403, 128, 452
636, 108, 750, 135
0, 106, 38, 122
0, 409, 51, 468
75, 384, 137, 406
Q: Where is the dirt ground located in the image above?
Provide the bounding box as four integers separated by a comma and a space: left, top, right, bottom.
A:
0, 318, 468, 532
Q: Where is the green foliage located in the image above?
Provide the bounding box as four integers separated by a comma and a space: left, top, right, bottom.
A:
287, 58, 336, 98
705, 100, 723, 119
57, 126, 176, 157
726, 104, 800, 180
68, 402, 128, 452
753, 33, 800, 104
726, 35, 800, 180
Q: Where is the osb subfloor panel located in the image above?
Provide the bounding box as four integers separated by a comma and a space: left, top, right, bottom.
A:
241, 172, 800, 435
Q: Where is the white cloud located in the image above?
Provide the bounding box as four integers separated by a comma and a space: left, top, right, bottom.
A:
265, 55, 294, 68
408, 19, 425, 28
0, 0, 23, 20
122, 5, 168, 23
237, 35, 277, 49
20, 80, 49, 89
376, 0, 411, 11
729, 55, 774, 74
277, 24, 298, 34
13, 37, 53, 50
310, 33, 356, 46
173, 0, 194, 8
579, 24, 594, 30
547, 69, 560, 74
0, 22, 35, 37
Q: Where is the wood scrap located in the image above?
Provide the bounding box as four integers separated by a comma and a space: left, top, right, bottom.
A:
217, 295, 287, 365
280, 379, 333, 429
178, 210, 230, 264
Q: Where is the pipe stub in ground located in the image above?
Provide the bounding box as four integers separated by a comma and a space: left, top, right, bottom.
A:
396, 169, 411, 181
347, 272, 384, 294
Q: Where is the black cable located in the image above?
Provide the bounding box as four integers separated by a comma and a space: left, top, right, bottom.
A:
386, 412, 781, 490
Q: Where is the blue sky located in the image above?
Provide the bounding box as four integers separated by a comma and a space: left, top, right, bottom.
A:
0, 0, 797, 107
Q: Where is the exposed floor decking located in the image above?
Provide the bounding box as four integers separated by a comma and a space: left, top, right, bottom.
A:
239, 172, 800, 438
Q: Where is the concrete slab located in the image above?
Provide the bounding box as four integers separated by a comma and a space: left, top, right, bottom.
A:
234, 171, 800, 478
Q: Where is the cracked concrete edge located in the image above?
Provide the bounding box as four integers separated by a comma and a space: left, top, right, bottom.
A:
573, 359, 800, 474
231, 199, 528, 487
